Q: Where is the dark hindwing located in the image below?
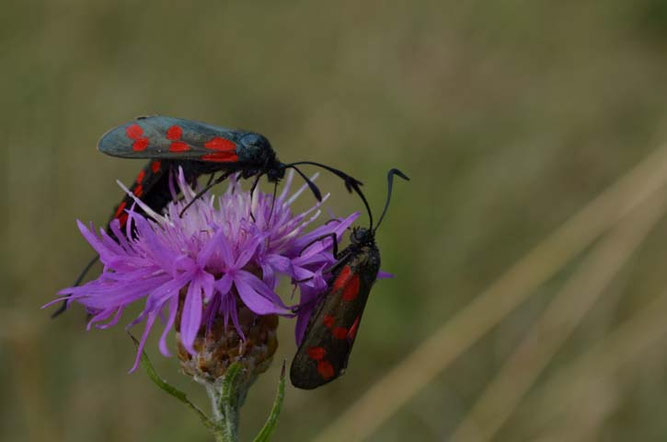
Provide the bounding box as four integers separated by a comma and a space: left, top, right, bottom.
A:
106, 159, 214, 235
290, 248, 379, 389
98, 116, 242, 162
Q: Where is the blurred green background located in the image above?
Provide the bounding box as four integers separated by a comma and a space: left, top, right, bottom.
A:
3, 0, 667, 441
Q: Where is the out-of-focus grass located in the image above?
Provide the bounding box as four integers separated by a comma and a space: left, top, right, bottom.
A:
1, 1, 667, 441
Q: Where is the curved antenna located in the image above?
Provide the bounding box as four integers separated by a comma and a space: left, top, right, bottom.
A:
287, 161, 363, 192
374, 168, 409, 234
289, 166, 323, 201
287, 161, 374, 229
353, 183, 374, 231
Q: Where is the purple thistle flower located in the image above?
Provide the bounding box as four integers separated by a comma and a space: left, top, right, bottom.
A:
48, 169, 359, 373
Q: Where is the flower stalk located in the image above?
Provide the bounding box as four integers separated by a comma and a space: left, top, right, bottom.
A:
50, 169, 352, 441
133, 333, 285, 442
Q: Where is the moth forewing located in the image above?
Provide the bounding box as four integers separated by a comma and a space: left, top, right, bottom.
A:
290, 245, 380, 389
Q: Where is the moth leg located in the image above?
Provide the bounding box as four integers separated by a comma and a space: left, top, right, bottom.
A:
293, 276, 314, 283
179, 170, 234, 217
205, 172, 216, 188
248, 173, 264, 222
52, 255, 100, 318
299, 232, 340, 259
268, 181, 279, 223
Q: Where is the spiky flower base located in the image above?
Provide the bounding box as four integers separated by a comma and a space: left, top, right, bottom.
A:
177, 295, 279, 386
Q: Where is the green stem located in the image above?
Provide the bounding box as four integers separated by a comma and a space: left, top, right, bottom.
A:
203, 363, 245, 442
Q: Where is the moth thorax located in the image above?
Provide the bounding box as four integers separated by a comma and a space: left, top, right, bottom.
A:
350, 227, 373, 245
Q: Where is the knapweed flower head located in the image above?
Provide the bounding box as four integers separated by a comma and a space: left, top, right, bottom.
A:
51, 168, 359, 379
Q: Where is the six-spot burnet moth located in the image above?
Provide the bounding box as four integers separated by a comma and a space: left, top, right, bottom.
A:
290, 168, 409, 389
52, 115, 364, 318
98, 116, 363, 204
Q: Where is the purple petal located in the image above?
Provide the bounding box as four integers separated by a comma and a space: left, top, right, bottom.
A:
234, 234, 263, 268
96, 307, 125, 330
215, 227, 235, 268
228, 297, 245, 341
198, 271, 215, 303
180, 281, 203, 356
87, 308, 115, 331
54, 165, 371, 364
159, 296, 179, 357
215, 274, 234, 296
197, 228, 226, 267
130, 311, 158, 373
234, 271, 288, 315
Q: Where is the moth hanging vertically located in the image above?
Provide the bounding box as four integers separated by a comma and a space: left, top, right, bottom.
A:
290, 168, 409, 389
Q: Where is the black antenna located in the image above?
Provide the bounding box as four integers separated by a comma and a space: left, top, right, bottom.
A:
287, 161, 373, 227
287, 161, 363, 192
374, 168, 409, 234
352, 183, 374, 231
289, 166, 323, 201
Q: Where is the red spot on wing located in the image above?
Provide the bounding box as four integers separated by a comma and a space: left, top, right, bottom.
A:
134, 184, 143, 197
169, 141, 190, 152
166, 125, 183, 140
333, 266, 353, 292
151, 161, 161, 173
342, 274, 361, 301
132, 138, 149, 151
348, 316, 360, 340
114, 201, 127, 219
307, 346, 326, 361
118, 212, 129, 227
205, 137, 236, 151
317, 361, 335, 380
136, 170, 146, 184
323, 315, 335, 329
201, 152, 239, 162
333, 327, 348, 340
125, 124, 143, 140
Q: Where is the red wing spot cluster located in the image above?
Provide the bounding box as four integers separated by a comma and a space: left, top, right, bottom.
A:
332, 266, 352, 292
125, 124, 150, 152
169, 141, 190, 152
333, 265, 361, 301
204, 137, 235, 151
114, 201, 126, 218
151, 161, 161, 173
306, 346, 327, 360
306, 346, 335, 381
348, 316, 360, 340
164, 125, 190, 153
315, 266, 363, 343
342, 274, 360, 301
202, 136, 239, 163
323, 314, 335, 328
136, 169, 146, 184
118, 213, 129, 226
332, 327, 348, 339
114, 201, 129, 227
166, 125, 183, 140
317, 361, 335, 380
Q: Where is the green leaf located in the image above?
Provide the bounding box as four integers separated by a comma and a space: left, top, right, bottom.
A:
129, 334, 217, 432
253, 361, 286, 442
